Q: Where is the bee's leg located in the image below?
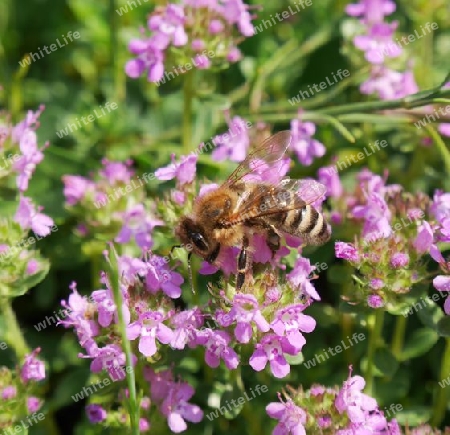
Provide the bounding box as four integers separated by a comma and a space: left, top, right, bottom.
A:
206, 243, 221, 264
236, 236, 250, 291
266, 227, 280, 259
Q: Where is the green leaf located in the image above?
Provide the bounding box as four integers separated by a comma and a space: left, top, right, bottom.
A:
285, 352, 305, 366
373, 348, 399, 378
417, 297, 445, 329
437, 317, 450, 337
400, 328, 439, 361
395, 406, 432, 426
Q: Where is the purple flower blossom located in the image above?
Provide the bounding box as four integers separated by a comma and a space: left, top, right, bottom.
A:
271, 304, 316, 349
155, 154, 197, 185
352, 192, 392, 241
99, 158, 134, 183
367, 294, 384, 308
318, 166, 343, 198
91, 288, 130, 328
249, 334, 298, 378
290, 118, 326, 166
345, 0, 396, 24
170, 307, 204, 349
139, 418, 151, 432
212, 116, 250, 162
335, 242, 360, 262
144, 367, 174, 401
433, 276, 450, 314
335, 369, 378, 424
353, 22, 402, 64
125, 38, 165, 82
27, 397, 42, 413
127, 311, 174, 358
361, 66, 418, 100
59, 283, 99, 346
413, 221, 434, 254
146, 255, 184, 299
195, 329, 239, 369
13, 129, 46, 192
15, 196, 54, 237
287, 257, 321, 300
219, 0, 255, 37
148, 4, 188, 49
86, 404, 107, 423
390, 252, 409, 268
89, 344, 128, 381
1, 386, 17, 400
62, 175, 95, 206
266, 398, 307, 435
21, 348, 46, 383
160, 382, 203, 433
243, 156, 291, 184
115, 204, 163, 249
227, 294, 270, 343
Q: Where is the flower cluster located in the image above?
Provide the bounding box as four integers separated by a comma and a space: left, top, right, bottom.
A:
125, 0, 257, 83
325, 166, 450, 313
266, 366, 401, 434
63, 158, 163, 251
0, 348, 46, 427
345, 0, 418, 99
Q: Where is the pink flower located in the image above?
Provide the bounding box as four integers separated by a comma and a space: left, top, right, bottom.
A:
125, 38, 165, 82
115, 204, 163, 249
148, 4, 188, 49
271, 304, 316, 349
21, 348, 46, 383
318, 166, 343, 198
195, 329, 239, 369
290, 118, 326, 166
287, 257, 321, 300
227, 294, 270, 343
266, 398, 307, 435
335, 242, 360, 262
127, 311, 174, 358
13, 128, 46, 192
212, 116, 250, 162
62, 175, 94, 206
160, 382, 203, 433
249, 334, 298, 378
335, 369, 378, 424
155, 154, 197, 185
86, 404, 107, 423
15, 196, 54, 237
413, 221, 434, 254
145, 255, 184, 299
433, 276, 450, 314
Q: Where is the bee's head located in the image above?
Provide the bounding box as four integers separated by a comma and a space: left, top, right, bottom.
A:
175, 217, 210, 258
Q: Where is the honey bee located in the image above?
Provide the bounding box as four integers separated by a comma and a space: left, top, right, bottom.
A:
175, 130, 331, 291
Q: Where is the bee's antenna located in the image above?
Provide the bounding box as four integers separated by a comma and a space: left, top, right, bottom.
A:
187, 252, 195, 294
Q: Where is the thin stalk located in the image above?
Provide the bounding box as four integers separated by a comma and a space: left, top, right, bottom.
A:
107, 245, 140, 435
391, 315, 407, 360
424, 125, 450, 174
431, 338, 450, 426
0, 300, 29, 360
182, 71, 194, 154
365, 309, 384, 397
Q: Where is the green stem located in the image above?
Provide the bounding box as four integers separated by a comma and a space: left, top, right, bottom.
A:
391, 315, 407, 360
424, 125, 450, 174
182, 71, 194, 154
0, 300, 29, 360
107, 245, 140, 435
431, 338, 450, 426
365, 310, 384, 397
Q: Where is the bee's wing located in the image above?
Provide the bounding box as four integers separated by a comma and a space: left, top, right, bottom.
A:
226, 178, 327, 224
223, 130, 292, 187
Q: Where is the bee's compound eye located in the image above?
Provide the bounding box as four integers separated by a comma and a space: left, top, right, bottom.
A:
191, 232, 208, 251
